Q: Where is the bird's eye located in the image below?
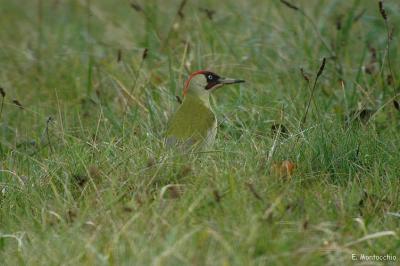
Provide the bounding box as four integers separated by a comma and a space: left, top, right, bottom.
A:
208, 74, 213, 80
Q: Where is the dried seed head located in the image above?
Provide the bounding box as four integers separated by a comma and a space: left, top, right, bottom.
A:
175, 95, 182, 104
245, 182, 263, 201
302, 219, 309, 230
199, 8, 215, 20
354, 9, 366, 23
130, 2, 142, 12
0, 87, 5, 97
13, 100, 24, 109
379, 1, 387, 21
177, 0, 188, 19
300, 68, 310, 82
280, 0, 299, 11
213, 189, 221, 203
117, 49, 122, 62
387, 74, 393, 85
317, 57, 326, 78
66, 209, 77, 223
335, 15, 343, 30
73, 174, 87, 187
365, 63, 376, 75
369, 47, 377, 62
393, 100, 400, 111
142, 48, 148, 60
389, 27, 394, 40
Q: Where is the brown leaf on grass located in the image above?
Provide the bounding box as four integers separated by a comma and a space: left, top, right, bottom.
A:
271, 160, 296, 179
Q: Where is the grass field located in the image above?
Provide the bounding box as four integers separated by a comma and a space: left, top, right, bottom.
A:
1, 0, 400, 265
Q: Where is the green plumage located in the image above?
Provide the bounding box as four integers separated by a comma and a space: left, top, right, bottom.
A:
166, 94, 216, 147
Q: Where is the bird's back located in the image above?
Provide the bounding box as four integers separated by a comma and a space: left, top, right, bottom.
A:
166, 95, 216, 148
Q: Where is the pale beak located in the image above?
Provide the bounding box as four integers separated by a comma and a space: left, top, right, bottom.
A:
218, 77, 245, 85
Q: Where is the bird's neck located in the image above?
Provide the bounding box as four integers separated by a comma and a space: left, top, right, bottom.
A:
184, 90, 210, 108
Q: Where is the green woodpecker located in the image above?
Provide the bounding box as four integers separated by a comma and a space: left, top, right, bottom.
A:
166, 70, 245, 149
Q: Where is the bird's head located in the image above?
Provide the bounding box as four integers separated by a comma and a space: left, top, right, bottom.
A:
183, 70, 245, 98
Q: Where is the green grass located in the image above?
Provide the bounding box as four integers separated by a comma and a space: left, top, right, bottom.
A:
1, 0, 400, 265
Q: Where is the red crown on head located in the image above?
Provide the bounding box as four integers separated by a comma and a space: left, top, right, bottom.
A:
183, 70, 208, 96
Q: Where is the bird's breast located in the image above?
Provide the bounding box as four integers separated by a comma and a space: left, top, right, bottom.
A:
166, 96, 217, 147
